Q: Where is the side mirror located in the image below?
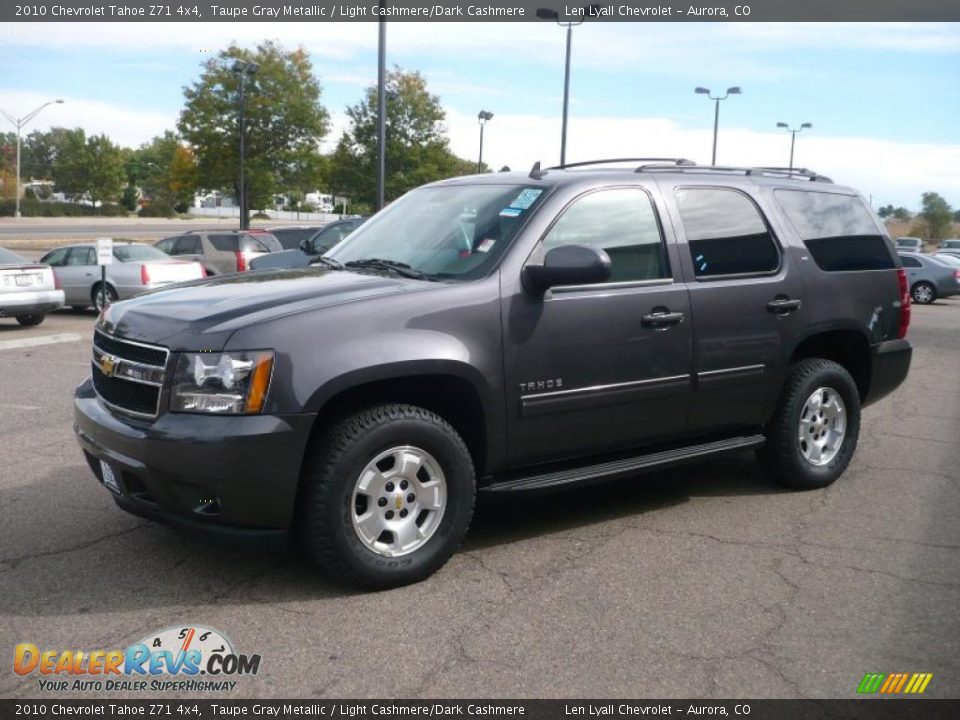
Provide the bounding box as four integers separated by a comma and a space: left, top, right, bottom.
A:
524, 245, 611, 291
299, 238, 312, 253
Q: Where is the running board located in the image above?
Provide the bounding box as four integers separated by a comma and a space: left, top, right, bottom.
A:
482, 435, 766, 494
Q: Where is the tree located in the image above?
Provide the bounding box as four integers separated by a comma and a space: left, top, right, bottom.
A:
920, 192, 953, 240
892, 206, 912, 222
178, 41, 330, 213
953, 208, 960, 223
328, 67, 479, 207
877, 204, 894, 219
126, 131, 180, 201
52, 129, 126, 209
168, 145, 199, 211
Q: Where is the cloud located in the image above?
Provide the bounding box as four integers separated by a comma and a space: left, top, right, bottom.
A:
442, 108, 960, 208
0, 89, 174, 148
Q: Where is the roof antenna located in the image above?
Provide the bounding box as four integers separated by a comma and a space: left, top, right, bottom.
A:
528, 161, 544, 180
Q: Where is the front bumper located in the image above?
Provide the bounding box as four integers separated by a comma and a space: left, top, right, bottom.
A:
864, 338, 912, 407
0, 289, 64, 316
74, 377, 316, 538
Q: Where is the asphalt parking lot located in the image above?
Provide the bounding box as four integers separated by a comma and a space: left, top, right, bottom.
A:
1, 303, 958, 699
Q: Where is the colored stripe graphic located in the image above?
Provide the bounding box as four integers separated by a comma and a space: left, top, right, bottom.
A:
859, 672, 933, 694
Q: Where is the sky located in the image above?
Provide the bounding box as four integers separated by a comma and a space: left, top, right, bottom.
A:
1, 21, 958, 209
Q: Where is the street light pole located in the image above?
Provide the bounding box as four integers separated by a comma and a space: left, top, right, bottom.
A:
377, 12, 387, 211
776, 122, 812, 170
537, 6, 598, 166
0, 99, 64, 217
477, 110, 493, 173
694, 86, 741, 165
232, 60, 259, 230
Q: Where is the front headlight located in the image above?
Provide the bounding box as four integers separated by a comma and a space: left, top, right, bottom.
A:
171, 351, 274, 414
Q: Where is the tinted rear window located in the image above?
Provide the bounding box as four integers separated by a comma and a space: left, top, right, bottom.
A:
244, 232, 282, 252
208, 234, 239, 252
0, 247, 29, 264
774, 190, 895, 272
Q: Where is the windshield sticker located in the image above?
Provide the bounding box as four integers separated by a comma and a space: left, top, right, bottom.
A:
476, 238, 496, 253
509, 188, 542, 210
499, 207, 522, 218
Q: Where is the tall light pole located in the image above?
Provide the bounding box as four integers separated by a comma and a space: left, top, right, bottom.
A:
776, 122, 812, 170
477, 110, 493, 173
694, 86, 741, 165
536, 6, 598, 166
231, 59, 259, 230
0, 99, 64, 217
377, 9, 387, 211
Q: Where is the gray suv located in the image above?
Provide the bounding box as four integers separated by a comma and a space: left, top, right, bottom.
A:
155, 230, 282, 275
75, 160, 912, 589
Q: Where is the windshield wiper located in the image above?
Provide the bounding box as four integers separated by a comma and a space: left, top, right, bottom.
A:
310, 255, 344, 270
343, 258, 433, 281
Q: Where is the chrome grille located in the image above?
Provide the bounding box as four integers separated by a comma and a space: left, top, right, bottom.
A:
91, 330, 169, 418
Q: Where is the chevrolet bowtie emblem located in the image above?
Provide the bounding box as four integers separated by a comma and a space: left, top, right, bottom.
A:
396, 494, 403, 510
99, 354, 118, 377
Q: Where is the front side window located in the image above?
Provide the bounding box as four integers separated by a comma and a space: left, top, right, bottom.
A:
676, 188, 779, 277
542, 187, 669, 283
173, 236, 202, 254
328, 184, 548, 280
41, 248, 69, 267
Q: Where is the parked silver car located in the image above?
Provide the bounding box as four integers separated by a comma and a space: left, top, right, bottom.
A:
898, 251, 960, 304
40, 242, 205, 311
0, 247, 64, 326
938, 239, 960, 250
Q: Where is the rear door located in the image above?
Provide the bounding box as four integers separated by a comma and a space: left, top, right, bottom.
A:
503, 185, 693, 465
660, 183, 805, 433
57, 246, 98, 305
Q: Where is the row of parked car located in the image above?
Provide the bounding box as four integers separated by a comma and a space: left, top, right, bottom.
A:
894, 237, 960, 304
0, 219, 367, 326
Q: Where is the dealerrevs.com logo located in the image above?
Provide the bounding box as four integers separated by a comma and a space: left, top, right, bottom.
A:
13, 625, 262, 693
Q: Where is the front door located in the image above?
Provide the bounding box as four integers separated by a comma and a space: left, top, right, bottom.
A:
503, 186, 693, 467
661, 183, 805, 432
57, 246, 98, 305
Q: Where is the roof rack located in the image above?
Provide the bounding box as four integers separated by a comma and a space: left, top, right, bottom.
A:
548, 157, 695, 171
635, 164, 833, 183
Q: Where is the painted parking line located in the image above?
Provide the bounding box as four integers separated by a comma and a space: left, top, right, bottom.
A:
0, 332, 83, 351
0, 403, 40, 410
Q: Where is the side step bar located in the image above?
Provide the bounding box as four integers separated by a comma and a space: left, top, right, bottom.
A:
482, 435, 766, 494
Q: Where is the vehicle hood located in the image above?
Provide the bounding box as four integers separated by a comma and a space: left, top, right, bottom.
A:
98, 267, 432, 350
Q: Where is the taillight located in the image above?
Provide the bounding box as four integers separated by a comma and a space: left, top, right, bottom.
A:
200, 265, 208, 278
140, 264, 151, 285
896, 268, 911, 339
53, 271, 62, 290
954, 269, 960, 281
235, 251, 246, 272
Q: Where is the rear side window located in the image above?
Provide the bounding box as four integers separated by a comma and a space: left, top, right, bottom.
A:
900, 255, 922, 268
774, 190, 895, 272
208, 234, 239, 252
171, 236, 202, 255
675, 188, 779, 277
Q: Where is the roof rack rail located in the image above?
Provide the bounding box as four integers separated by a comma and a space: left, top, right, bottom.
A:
547, 157, 696, 171
635, 164, 833, 183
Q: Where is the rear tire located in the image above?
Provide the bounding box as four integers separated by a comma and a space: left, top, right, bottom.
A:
91, 284, 118, 312
297, 403, 476, 589
758, 358, 861, 490
911, 281, 937, 304
15, 314, 45, 326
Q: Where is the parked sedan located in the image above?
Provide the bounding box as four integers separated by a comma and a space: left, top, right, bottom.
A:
898, 251, 960, 304
40, 242, 205, 311
250, 218, 367, 271
0, 247, 64, 326
938, 239, 960, 250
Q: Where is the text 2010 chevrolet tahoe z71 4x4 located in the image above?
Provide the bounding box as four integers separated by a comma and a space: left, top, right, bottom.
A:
75, 161, 912, 588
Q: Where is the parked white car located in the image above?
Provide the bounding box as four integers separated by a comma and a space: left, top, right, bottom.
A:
0, 247, 65, 326
40, 242, 205, 311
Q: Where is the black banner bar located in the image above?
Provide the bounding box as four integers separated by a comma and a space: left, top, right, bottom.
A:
2, 700, 960, 720
3, 0, 960, 23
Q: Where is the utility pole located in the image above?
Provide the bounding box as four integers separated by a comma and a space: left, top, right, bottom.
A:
377, 9, 387, 211
0, 100, 64, 217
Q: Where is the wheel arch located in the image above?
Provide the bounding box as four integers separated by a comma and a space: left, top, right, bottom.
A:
788, 328, 871, 401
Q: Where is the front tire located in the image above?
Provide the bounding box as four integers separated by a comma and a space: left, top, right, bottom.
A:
758, 358, 861, 490
297, 404, 476, 589
15, 314, 45, 326
911, 281, 937, 304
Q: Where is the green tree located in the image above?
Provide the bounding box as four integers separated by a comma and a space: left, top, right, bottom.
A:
20, 128, 73, 180
126, 131, 180, 201
178, 40, 329, 212
877, 204, 894, 219
52, 129, 127, 209
920, 192, 953, 240
952, 208, 960, 223
168, 145, 199, 211
892, 206, 912, 221
328, 67, 478, 207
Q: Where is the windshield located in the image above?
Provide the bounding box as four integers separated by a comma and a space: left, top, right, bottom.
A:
327, 184, 547, 279
114, 245, 170, 262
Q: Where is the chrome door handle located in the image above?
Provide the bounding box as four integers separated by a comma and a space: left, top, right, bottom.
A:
642, 310, 684, 328
767, 298, 802, 314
